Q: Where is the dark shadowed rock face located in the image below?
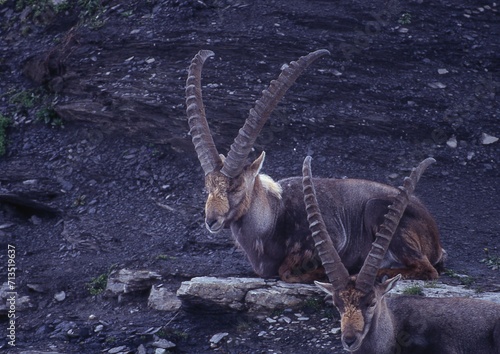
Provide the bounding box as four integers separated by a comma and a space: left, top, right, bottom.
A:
0, 0, 498, 353
14, 0, 500, 152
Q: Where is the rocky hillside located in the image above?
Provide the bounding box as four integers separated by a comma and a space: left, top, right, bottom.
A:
0, 0, 499, 353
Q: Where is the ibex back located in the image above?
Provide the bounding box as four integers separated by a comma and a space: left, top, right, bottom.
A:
185, 49, 446, 283
303, 156, 500, 353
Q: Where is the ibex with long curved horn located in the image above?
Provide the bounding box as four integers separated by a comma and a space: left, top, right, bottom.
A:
185, 49, 446, 283
303, 156, 500, 353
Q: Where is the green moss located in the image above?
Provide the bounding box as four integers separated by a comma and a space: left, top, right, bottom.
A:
402, 285, 424, 296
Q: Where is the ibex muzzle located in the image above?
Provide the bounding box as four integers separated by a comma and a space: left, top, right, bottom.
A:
185, 50, 446, 283
204, 171, 231, 233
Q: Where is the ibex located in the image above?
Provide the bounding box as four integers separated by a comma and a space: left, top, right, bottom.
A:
303, 156, 500, 353
185, 49, 446, 283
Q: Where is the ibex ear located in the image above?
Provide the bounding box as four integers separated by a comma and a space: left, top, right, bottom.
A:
381, 274, 401, 296
219, 154, 226, 164
249, 151, 266, 177
314, 281, 335, 295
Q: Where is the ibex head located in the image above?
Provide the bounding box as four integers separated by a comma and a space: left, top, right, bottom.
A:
315, 272, 402, 352
302, 156, 435, 352
186, 49, 330, 233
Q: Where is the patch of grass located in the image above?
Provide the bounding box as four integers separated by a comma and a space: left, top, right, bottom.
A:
155, 329, 168, 338
175, 330, 189, 340
5, 87, 63, 128
398, 12, 412, 25
303, 297, 323, 311
105, 335, 117, 344
424, 281, 440, 288
36, 106, 63, 127
480, 248, 500, 271
402, 285, 424, 296
460, 276, 475, 288
156, 254, 177, 261
11, 0, 106, 28
0, 114, 10, 156
443, 269, 457, 277
87, 273, 108, 295
14, 0, 76, 16
78, 0, 102, 16
13, 0, 65, 23
444, 269, 475, 288
73, 194, 87, 207
78, 0, 106, 28
9, 90, 38, 110
147, 144, 163, 158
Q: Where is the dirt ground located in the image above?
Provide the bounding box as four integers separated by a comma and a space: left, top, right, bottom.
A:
0, 0, 499, 353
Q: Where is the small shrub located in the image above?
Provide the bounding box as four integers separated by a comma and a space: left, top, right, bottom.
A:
36, 106, 63, 127
87, 273, 108, 295
9, 90, 37, 110
14, 0, 70, 15
398, 12, 412, 25
78, 0, 102, 16
443, 269, 475, 288
78, 0, 106, 28
73, 194, 87, 207
443, 269, 457, 277
480, 248, 500, 271
11, 0, 106, 27
402, 285, 424, 296
460, 276, 475, 288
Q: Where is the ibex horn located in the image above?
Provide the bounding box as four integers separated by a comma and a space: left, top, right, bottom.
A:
186, 50, 222, 175
355, 158, 436, 293
220, 49, 330, 178
303, 156, 350, 290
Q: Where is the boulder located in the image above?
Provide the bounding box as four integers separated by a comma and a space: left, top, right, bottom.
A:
105, 269, 161, 297
177, 277, 322, 312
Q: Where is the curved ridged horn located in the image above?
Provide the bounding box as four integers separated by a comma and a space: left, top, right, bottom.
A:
186, 50, 222, 175
220, 49, 330, 178
302, 156, 350, 290
355, 157, 436, 293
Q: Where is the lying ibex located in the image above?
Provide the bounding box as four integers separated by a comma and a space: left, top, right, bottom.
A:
303, 156, 500, 353
185, 49, 446, 283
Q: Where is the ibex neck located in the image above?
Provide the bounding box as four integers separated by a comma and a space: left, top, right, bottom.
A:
230, 174, 285, 277
237, 174, 283, 236
357, 299, 396, 354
